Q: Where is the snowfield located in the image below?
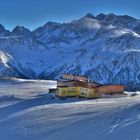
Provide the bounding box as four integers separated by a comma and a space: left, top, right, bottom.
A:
0, 79, 140, 140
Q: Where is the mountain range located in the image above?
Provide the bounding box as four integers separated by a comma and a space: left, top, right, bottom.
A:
0, 13, 140, 91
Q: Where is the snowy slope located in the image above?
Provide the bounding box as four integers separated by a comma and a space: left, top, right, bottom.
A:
0, 13, 140, 90
0, 79, 140, 140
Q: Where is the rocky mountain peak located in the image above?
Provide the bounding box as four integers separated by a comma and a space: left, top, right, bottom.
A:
96, 13, 106, 20
84, 13, 95, 19
12, 25, 31, 36
0, 24, 6, 33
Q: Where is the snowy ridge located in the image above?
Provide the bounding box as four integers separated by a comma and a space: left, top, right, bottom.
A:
0, 13, 140, 90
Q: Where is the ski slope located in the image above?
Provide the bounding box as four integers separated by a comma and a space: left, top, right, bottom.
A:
0, 79, 140, 140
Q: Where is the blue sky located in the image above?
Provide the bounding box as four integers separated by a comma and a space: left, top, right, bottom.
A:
0, 0, 139, 31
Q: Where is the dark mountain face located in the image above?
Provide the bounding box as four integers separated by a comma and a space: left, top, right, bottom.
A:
0, 24, 6, 33
0, 13, 140, 91
0, 24, 10, 36
12, 26, 31, 36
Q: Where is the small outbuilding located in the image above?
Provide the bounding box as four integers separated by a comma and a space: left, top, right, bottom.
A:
94, 85, 124, 95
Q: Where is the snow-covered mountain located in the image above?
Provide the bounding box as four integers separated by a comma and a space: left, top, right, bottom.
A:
0, 13, 140, 90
